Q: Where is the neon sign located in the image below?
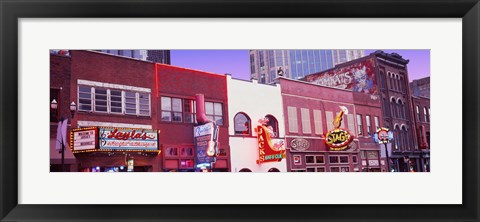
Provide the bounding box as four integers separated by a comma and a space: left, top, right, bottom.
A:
373, 127, 393, 144
324, 106, 354, 151
256, 118, 286, 164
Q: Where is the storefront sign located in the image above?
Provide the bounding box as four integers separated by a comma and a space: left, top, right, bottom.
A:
256, 125, 286, 164
99, 127, 158, 150
290, 138, 310, 151
71, 128, 98, 151
368, 160, 380, 166
325, 128, 353, 151
373, 127, 394, 144
303, 58, 377, 94
194, 122, 219, 168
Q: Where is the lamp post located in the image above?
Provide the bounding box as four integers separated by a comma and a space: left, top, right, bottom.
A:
373, 127, 394, 172
51, 99, 77, 172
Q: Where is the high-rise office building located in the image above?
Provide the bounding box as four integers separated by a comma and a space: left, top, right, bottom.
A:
97, 50, 171, 64
249, 50, 365, 84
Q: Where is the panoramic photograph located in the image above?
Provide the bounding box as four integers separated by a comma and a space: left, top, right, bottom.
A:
49, 49, 430, 173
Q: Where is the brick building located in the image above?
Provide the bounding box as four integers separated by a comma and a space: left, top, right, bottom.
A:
50, 52, 76, 172
279, 78, 362, 172
155, 63, 230, 172
69, 50, 160, 172
412, 96, 430, 172
302, 50, 426, 172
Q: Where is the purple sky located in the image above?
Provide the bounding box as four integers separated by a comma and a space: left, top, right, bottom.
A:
171, 50, 430, 81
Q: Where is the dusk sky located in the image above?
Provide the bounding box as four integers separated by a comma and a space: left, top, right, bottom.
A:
171, 50, 430, 81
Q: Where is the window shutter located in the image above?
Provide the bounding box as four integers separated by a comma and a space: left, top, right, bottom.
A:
301, 108, 311, 134
313, 110, 323, 135
287, 106, 298, 133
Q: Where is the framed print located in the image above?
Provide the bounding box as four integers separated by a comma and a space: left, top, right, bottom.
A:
1, 0, 479, 221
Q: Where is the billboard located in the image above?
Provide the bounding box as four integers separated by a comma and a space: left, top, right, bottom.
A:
194, 122, 219, 168
303, 58, 377, 94
71, 127, 98, 151
98, 127, 158, 150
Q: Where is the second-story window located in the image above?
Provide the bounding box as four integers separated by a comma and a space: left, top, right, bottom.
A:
205, 102, 223, 125
356, 114, 363, 136
78, 85, 150, 116
161, 97, 182, 122
234, 112, 251, 135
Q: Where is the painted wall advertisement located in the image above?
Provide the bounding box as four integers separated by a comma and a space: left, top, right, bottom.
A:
303, 58, 377, 94
194, 122, 219, 169
98, 127, 158, 150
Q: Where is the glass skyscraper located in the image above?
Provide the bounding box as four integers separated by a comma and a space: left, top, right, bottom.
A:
97, 50, 171, 64
249, 50, 365, 84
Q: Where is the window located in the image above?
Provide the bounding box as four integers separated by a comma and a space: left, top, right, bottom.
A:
78, 85, 150, 116
239, 168, 252, 172
347, 114, 355, 136
356, 114, 363, 135
316, 167, 326, 172
340, 167, 350, 172
205, 102, 223, 125
250, 54, 256, 74
390, 98, 397, 118
94, 88, 108, 112
184, 99, 196, 123
366, 115, 372, 136
78, 86, 92, 112
313, 110, 323, 135
287, 106, 298, 133
306, 156, 315, 164
306, 167, 316, 172
234, 113, 251, 135
424, 107, 429, 122
161, 97, 182, 122
379, 71, 385, 89
110, 90, 122, 113
329, 156, 339, 163
165, 147, 178, 156
416, 105, 421, 121
330, 167, 340, 172
352, 155, 358, 163
264, 115, 279, 137
180, 147, 193, 156
326, 111, 334, 131
122, 91, 134, 114
301, 108, 311, 134
374, 116, 380, 130
340, 156, 349, 163
315, 156, 324, 164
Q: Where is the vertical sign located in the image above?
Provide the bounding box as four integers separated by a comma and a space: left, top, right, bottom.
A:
194, 122, 219, 169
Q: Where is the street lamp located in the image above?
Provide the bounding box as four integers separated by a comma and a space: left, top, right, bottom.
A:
50, 99, 77, 172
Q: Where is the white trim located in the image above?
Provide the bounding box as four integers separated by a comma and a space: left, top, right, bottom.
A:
282, 93, 354, 106
78, 79, 151, 93
77, 121, 152, 129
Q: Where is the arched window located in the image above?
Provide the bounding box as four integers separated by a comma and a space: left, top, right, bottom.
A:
234, 112, 251, 135
424, 107, 429, 122
402, 126, 408, 150
416, 105, 421, 121
390, 98, 397, 118
397, 99, 404, 119
265, 114, 279, 137
379, 71, 385, 89
268, 168, 280, 172
239, 168, 252, 172
394, 125, 401, 150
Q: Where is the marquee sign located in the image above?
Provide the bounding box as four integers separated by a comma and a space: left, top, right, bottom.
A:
99, 127, 158, 150
71, 127, 98, 151
324, 106, 354, 151
256, 125, 286, 164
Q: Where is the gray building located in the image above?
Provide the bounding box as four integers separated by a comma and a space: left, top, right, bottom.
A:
249, 50, 365, 84
410, 77, 430, 98
97, 50, 170, 64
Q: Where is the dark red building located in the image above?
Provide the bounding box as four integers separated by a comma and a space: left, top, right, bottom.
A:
155, 64, 230, 172
412, 95, 430, 172
279, 78, 361, 172
51, 50, 231, 172
69, 50, 160, 172
302, 50, 426, 172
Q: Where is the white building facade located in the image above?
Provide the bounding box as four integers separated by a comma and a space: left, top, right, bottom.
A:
226, 75, 287, 172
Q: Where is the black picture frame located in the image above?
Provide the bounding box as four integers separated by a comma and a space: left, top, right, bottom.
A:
1, 0, 479, 221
